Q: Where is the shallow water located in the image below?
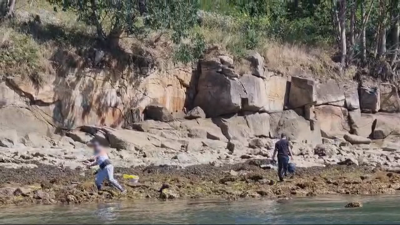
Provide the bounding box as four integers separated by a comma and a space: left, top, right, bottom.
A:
1, 195, 400, 224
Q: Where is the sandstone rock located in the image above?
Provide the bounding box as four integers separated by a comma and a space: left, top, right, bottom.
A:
381, 140, 400, 152
181, 119, 227, 141
187, 127, 208, 139
247, 51, 265, 78
316, 79, 345, 105
0, 129, 18, 147
0, 82, 27, 107
344, 85, 360, 110
269, 110, 322, 146
0, 106, 52, 137
291, 142, 313, 156
221, 66, 240, 79
380, 83, 400, 113
263, 76, 288, 112
123, 107, 143, 128
244, 113, 270, 137
23, 133, 50, 148
343, 134, 371, 145
185, 106, 206, 119
131, 120, 172, 132
314, 144, 337, 157
161, 140, 183, 151
66, 131, 93, 144
213, 116, 253, 142
371, 117, 400, 139
185, 139, 203, 152
194, 59, 245, 117
103, 128, 155, 150
219, 55, 234, 68
239, 75, 268, 112
314, 105, 349, 137
144, 104, 173, 122
289, 76, 316, 108
249, 138, 266, 149
359, 85, 380, 113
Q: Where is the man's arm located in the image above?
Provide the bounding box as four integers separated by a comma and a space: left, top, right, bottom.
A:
288, 145, 294, 160
272, 143, 278, 160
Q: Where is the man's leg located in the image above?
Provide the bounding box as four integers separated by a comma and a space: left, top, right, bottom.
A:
277, 156, 284, 182
105, 165, 125, 192
283, 156, 289, 178
95, 169, 107, 191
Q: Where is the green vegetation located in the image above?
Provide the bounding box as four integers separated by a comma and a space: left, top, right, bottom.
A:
1, 0, 400, 80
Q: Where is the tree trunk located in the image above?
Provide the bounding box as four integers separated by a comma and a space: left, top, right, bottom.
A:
360, 0, 367, 63
377, 0, 387, 58
3, 0, 15, 18
338, 0, 347, 67
90, 0, 106, 42
391, 0, 400, 65
348, 0, 356, 64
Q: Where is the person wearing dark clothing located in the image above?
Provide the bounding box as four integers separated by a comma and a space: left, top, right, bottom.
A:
272, 134, 294, 182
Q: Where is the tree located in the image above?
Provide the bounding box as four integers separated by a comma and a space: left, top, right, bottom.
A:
1, 0, 16, 18
48, 0, 201, 53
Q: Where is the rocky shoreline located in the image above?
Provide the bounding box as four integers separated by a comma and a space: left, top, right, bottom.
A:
0, 162, 399, 206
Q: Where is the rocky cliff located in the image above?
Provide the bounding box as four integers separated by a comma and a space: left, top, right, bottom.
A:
1, 47, 400, 170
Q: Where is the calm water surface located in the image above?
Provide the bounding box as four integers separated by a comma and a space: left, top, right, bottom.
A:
0, 195, 399, 224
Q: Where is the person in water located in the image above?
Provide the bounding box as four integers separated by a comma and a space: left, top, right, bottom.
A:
83, 140, 126, 193
272, 133, 294, 182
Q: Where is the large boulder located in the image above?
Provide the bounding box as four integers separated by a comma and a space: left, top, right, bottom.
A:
371, 115, 400, 139
348, 111, 375, 137
247, 52, 265, 78
194, 59, 245, 117
316, 79, 345, 106
185, 106, 206, 119
344, 85, 360, 110
244, 113, 270, 137
144, 104, 173, 122
288, 76, 316, 108
379, 83, 400, 113
180, 119, 228, 142
269, 110, 322, 146
263, 76, 288, 112
314, 105, 349, 138
212, 116, 254, 142
359, 85, 380, 113
102, 128, 156, 151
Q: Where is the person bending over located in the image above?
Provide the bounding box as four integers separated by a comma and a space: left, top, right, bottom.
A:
272, 133, 294, 182
83, 140, 126, 193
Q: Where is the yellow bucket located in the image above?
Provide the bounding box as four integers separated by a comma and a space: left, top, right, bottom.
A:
123, 174, 139, 183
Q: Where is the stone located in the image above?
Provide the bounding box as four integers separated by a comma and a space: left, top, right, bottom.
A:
345, 85, 360, 110
288, 76, 316, 108
0, 129, 18, 147
131, 120, 172, 132
359, 85, 380, 113
123, 107, 143, 128
247, 51, 265, 78
66, 131, 93, 144
338, 158, 358, 166
0, 82, 26, 107
102, 128, 155, 150
239, 75, 268, 112
314, 144, 337, 157
23, 133, 50, 148
263, 76, 288, 112
371, 117, 400, 139
219, 55, 234, 68
343, 134, 371, 145
0, 106, 53, 137
316, 79, 345, 105
314, 105, 349, 137
194, 59, 245, 117
269, 110, 322, 146
381, 140, 400, 152
212, 116, 254, 142
221, 66, 240, 79
249, 138, 266, 149
185, 140, 203, 152
379, 83, 400, 113
244, 113, 270, 137
144, 104, 173, 122
181, 119, 227, 141
161, 140, 183, 151
345, 202, 362, 208
185, 106, 206, 119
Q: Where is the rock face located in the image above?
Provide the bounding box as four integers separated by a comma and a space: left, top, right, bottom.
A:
316, 79, 345, 106
185, 106, 206, 119
289, 76, 316, 108
345, 85, 360, 110
269, 110, 322, 146
314, 105, 349, 137
379, 83, 400, 113
144, 104, 173, 122
359, 85, 380, 113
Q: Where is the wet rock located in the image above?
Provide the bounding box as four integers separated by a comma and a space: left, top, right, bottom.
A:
159, 189, 180, 200
227, 142, 235, 152
33, 190, 50, 200
345, 202, 362, 208
185, 106, 206, 119
144, 104, 173, 122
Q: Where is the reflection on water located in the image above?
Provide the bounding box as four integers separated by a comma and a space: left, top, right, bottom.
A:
1, 195, 400, 224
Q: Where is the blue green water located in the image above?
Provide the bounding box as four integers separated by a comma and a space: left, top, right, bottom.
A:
0, 195, 399, 224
